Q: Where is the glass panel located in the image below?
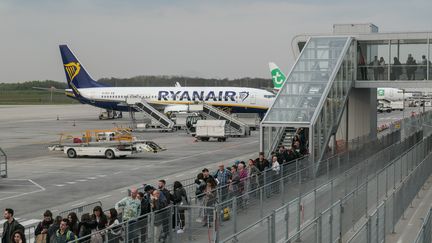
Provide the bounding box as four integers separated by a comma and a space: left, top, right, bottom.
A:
357, 40, 389, 80
264, 37, 350, 124
312, 42, 355, 161
390, 39, 428, 80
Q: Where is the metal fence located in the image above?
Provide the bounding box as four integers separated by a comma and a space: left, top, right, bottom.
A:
0, 147, 7, 178
414, 207, 432, 243
127, 129, 402, 206
70, 204, 218, 243
348, 136, 432, 243
59, 201, 103, 219
87, 129, 418, 243
218, 132, 427, 243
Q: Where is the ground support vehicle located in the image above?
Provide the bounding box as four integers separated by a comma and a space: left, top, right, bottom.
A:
195, 120, 228, 142
48, 128, 165, 159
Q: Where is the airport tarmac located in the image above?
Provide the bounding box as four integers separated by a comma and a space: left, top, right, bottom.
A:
0, 105, 260, 224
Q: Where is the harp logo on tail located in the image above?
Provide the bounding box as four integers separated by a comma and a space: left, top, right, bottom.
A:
64, 62, 81, 82
64, 62, 81, 95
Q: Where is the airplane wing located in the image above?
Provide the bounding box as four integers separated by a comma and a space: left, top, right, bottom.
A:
32, 86, 66, 93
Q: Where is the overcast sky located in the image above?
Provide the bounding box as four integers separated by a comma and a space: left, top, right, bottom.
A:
1, 0, 431, 83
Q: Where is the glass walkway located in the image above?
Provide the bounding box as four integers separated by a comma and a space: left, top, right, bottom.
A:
260, 36, 356, 167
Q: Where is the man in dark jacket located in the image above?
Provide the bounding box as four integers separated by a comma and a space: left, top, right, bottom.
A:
2, 208, 24, 243
52, 219, 77, 243
254, 152, 270, 172
157, 180, 173, 204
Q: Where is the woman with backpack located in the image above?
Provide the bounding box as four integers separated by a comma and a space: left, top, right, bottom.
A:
172, 181, 188, 233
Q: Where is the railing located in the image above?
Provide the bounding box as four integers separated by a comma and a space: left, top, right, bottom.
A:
348, 136, 432, 242
217, 131, 423, 243
59, 201, 102, 219
69, 205, 218, 243
358, 64, 431, 81
414, 207, 432, 243
0, 147, 7, 178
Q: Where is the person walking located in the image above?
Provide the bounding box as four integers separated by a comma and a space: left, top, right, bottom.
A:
2, 209, 24, 243
115, 188, 141, 243
172, 181, 188, 233
35, 210, 53, 243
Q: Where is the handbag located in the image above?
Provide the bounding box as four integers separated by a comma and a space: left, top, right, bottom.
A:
35, 233, 47, 243
90, 230, 103, 243
178, 194, 189, 210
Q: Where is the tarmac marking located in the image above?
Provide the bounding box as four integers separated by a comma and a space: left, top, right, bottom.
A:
71, 201, 86, 207
55, 184, 65, 187
97, 195, 112, 200
97, 174, 107, 177
113, 171, 122, 175
0, 179, 46, 201
175, 173, 185, 178
77, 179, 88, 182
87, 177, 97, 180
66, 182, 76, 184
159, 140, 258, 165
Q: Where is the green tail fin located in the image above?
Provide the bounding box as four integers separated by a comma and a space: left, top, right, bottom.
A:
269, 62, 286, 90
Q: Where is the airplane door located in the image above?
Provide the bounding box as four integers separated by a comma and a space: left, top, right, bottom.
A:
90, 91, 96, 103
250, 94, 256, 104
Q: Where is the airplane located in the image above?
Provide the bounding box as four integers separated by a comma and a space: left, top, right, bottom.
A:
60, 45, 276, 115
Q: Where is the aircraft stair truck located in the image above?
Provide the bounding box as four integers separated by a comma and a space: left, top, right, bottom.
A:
195, 120, 228, 142
126, 97, 175, 131
48, 128, 166, 159
0, 147, 7, 179
199, 103, 250, 137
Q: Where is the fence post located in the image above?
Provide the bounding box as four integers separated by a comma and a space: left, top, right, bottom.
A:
314, 188, 317, 219
385, 166, 389, 198
124, 217, 129, 243
366, 216, 371, 243
365, 176, 368, 217
233, 197, 238, 236
392, 191, 396, 234
285, 204, 290, 240
260, 188, 264, 219
168, 206, 174, 243
281, 168, 285, 205
329, 206, 333, 242
383, 200, 387, 243
215, 204, 220, 243
270, 210, 276, 243
317, 213, 322, 243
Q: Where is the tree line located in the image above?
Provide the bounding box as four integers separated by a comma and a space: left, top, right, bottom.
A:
1, 76, 273, 90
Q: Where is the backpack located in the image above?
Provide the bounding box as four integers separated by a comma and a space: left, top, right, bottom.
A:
223, 207, 230, 221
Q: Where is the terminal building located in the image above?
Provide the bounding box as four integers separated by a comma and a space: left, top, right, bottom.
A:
260, 23, 432, 166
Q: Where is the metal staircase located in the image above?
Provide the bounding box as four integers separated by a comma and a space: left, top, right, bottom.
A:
126, 98, 175, 130
200, 103, 250, 137
261, 37, 356, 169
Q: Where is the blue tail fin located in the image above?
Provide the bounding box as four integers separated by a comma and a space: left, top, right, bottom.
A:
59, 45, 108, 95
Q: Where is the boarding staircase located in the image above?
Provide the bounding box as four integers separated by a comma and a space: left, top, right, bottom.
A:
0, 147, 7, 178
278, 127, 297, 149
200, 103, 250, 137
261, 37, 356, 170
126, 98, 175, 130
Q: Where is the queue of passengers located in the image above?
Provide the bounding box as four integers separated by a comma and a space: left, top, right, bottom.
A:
2, 180, 188, 243
359, 54, 431, 80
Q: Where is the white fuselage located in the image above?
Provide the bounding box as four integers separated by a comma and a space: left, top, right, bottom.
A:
77, 86, 276, 113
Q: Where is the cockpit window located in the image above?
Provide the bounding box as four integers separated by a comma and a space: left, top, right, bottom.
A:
264, 95, 276, 98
